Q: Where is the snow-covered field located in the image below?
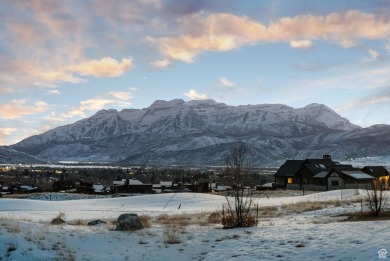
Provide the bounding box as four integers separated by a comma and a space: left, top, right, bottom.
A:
0, 190, 389, 260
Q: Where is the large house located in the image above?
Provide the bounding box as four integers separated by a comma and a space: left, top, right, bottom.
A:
274, 155, 389, 191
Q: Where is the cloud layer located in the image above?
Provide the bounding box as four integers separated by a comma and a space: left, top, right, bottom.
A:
151, 10, 390, 63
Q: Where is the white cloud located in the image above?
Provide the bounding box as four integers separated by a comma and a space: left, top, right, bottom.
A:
220, 77, 236, 87
0, 100, 49, 119
151, 11, 390, 63
152, 59, 170, 68
290, 40, 313, 49
68, 57, 133, 78
0, 128, 17, 136
48, 90, 61, 95
184, 89, 207, 100
364, 49, 380, 62
108, 91, 134, 101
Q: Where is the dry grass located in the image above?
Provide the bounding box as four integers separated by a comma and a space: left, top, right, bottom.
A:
259, 206, 279, 217
163, 221, 182, 244
0, 215, 21, 234
208, 212, 221, 224
341, 211, 390, 222
155, 214, 190, 226
139, 214, 152, 228
154, 212, 217, 227
281, 200, 339, 213
69, 219, 85, 226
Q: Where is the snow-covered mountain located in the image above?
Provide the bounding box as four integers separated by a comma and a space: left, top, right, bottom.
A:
0, 147, 47, 164
8, 99, 390, 166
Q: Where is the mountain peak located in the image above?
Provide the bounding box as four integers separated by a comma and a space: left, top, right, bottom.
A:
150, 99, 185, 108
187, 99, 220, 106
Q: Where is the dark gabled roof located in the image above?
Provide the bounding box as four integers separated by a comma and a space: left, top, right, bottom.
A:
362, 166, 390, 178
340, 171, 375, 181
313, 166, 359, 179
306, 158, 335, 169
274, 160, 305, 177
315, 168, 375, 181
303, 158, 337, 175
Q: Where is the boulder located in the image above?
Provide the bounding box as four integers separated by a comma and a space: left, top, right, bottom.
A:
88, 219, 107, 226
116, 213, 144, 231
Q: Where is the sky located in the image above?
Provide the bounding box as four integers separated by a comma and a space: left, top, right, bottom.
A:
0, 0, 390, 146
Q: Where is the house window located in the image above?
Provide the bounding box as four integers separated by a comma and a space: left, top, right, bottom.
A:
287, 178, 293, 184
331, 180, 339, 186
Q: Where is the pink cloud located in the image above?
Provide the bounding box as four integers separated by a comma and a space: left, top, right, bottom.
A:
0, 100, 49, 119
151, 11, 390, 63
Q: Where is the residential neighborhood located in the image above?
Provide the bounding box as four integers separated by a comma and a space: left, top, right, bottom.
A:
1, 155, 388, 197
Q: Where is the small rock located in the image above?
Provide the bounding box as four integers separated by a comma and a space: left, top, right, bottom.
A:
88, 219, 107, 226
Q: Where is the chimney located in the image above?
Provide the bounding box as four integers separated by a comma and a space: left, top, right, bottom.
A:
322, 154, 332, 159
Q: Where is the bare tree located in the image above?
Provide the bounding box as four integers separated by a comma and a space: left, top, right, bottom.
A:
365, 181, 388, 217
222, 143, 257, 228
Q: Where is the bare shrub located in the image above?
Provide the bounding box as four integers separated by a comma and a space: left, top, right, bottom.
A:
221, 212, 256, 228
51, 212, 66, 225
365, 182, 388, 217
223, 143, 257, 228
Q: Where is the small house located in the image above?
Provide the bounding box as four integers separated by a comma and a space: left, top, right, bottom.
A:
274, 155, 386, 191
113, 179, 152, 194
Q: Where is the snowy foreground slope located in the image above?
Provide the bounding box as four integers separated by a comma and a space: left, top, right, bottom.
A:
0, 191, 389, 260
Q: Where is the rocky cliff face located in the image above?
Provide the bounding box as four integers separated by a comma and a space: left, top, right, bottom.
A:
9, 99, 389, 166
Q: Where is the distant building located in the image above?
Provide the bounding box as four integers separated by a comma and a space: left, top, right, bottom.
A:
274, 155, 388, 191
112, 179, 152, 194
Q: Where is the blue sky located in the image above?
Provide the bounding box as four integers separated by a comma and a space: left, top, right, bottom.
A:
0, 0, 390, 145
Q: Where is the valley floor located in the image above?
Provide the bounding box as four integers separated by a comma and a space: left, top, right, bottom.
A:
0, 190, 389, 261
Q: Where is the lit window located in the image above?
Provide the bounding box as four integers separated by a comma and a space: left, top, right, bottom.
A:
287, 178, 293, 184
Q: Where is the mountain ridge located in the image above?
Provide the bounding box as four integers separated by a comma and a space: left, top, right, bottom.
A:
6, 99, 389, 166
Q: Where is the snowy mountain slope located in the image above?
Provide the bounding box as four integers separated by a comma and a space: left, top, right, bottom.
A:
8, 99, 390, 165
0, 147, 47, 164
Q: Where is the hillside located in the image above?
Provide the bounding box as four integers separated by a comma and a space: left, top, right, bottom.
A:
8, 99, 390, 166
